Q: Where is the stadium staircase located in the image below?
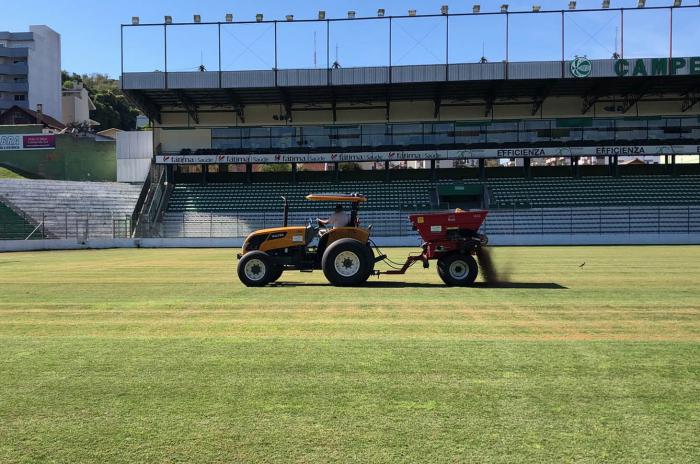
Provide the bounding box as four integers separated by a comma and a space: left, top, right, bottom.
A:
0, 179, 142, 239
160, 175, 700, 238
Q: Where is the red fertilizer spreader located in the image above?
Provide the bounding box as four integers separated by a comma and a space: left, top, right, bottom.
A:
381, 209, 489, 286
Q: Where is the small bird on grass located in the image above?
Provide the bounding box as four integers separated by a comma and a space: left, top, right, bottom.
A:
579, 262, 586, 268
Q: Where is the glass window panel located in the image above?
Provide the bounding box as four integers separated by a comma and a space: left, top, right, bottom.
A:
301, 126, 332, 149
270, 126, 298, 149
487, 122, 518, 143
241, 127, 271, 150
614, 119, 647, 141
583, 119, 615, 141
424, 122, 454, 145
361, 124, 391, 147
551, 128, 581, 142
454, 123, 486, 144
681, 118, 700, 140
392, 124, 423, 146
519, 120, 551, 143
333, 126, 361, 148
648, 118, 681, 140
211, 128, 242, 149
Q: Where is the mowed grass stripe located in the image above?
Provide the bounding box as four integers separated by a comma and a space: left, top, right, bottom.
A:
1, 339, 698, 463
0, 246, 698, 462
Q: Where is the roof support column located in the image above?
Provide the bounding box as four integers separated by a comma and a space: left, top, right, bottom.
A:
524, 157, 531, 179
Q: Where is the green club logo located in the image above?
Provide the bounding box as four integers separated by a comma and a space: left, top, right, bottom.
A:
570, 56, 592, 78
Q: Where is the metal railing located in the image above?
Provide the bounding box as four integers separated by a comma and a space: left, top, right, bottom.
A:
4, 206, 697, 240
160, 206, 700, 239
132, 163, 167, 237
0, 212, 133, 241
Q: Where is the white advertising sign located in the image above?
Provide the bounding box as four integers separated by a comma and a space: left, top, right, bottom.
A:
0, 134, 56, 151
155, 145, 700, 164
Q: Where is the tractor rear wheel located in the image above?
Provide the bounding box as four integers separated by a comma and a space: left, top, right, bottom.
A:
322, 238, 372, 286
437, 253, 478, 286
237, 251, 274, 287
268, 265, 284, 283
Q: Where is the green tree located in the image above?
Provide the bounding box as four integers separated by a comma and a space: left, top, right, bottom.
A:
62, 71, 140, 131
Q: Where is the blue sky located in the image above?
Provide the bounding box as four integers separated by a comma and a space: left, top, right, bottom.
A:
4, 0, 700, 77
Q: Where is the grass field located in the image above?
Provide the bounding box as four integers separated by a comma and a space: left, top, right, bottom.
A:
0, 246, 698, 463
0, 167, 23, 179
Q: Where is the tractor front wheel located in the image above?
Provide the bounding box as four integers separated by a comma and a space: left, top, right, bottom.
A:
322, 238, 372, 286
237, 251, 274, 287
437, 253, 478, 286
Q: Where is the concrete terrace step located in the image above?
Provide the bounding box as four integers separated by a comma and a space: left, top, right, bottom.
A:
0, 179, 142, 239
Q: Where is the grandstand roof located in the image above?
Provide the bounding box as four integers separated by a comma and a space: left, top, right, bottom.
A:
122, 63, 700, 121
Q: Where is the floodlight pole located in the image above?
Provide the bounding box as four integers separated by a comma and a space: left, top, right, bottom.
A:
445, 14, 449, 81
389, 17, 393, 83
164, 24, 168, 88
505, 12, 509, 77
120, 25, 124, 78
669, 7, 673, 60
561, 11, 565, 77
620, 9, 624, 59
326, 19, 330, 84
274, 21, 278, 86
218, 23, 222, 87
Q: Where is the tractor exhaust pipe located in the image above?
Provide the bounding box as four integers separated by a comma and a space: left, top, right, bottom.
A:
281, 196, 288, 227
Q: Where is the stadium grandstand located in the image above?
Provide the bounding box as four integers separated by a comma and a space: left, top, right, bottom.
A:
118, 2, 700, 244
3, 2, 700, 245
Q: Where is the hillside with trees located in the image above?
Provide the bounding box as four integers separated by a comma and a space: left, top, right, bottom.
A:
61, 71, 140, 131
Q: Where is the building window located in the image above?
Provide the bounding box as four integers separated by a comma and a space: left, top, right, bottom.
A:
14, 94, 26, 101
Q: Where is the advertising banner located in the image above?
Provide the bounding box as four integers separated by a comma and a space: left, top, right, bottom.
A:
0, 134, 56, 151
155, 145, 700, 164
22, 134, 56, 149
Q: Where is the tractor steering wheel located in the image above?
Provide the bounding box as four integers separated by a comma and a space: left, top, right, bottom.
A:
307, 217, 322, 232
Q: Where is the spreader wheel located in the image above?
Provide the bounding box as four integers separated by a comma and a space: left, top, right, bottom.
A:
322, 238, 372, 286
237, 251, 274, 287
437, 253, 479, 286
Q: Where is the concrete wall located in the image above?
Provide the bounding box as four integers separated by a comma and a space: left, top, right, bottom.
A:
0, 134, 116, 181
27, 26, 61, 121
116, 131, 152, 182
2, 233, 700, 252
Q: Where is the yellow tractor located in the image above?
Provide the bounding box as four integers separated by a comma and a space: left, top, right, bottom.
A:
236, 194, 383, 286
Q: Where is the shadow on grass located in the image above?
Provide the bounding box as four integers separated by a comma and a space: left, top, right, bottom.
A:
471, 282, 567, 289
272, 281, 567, 289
